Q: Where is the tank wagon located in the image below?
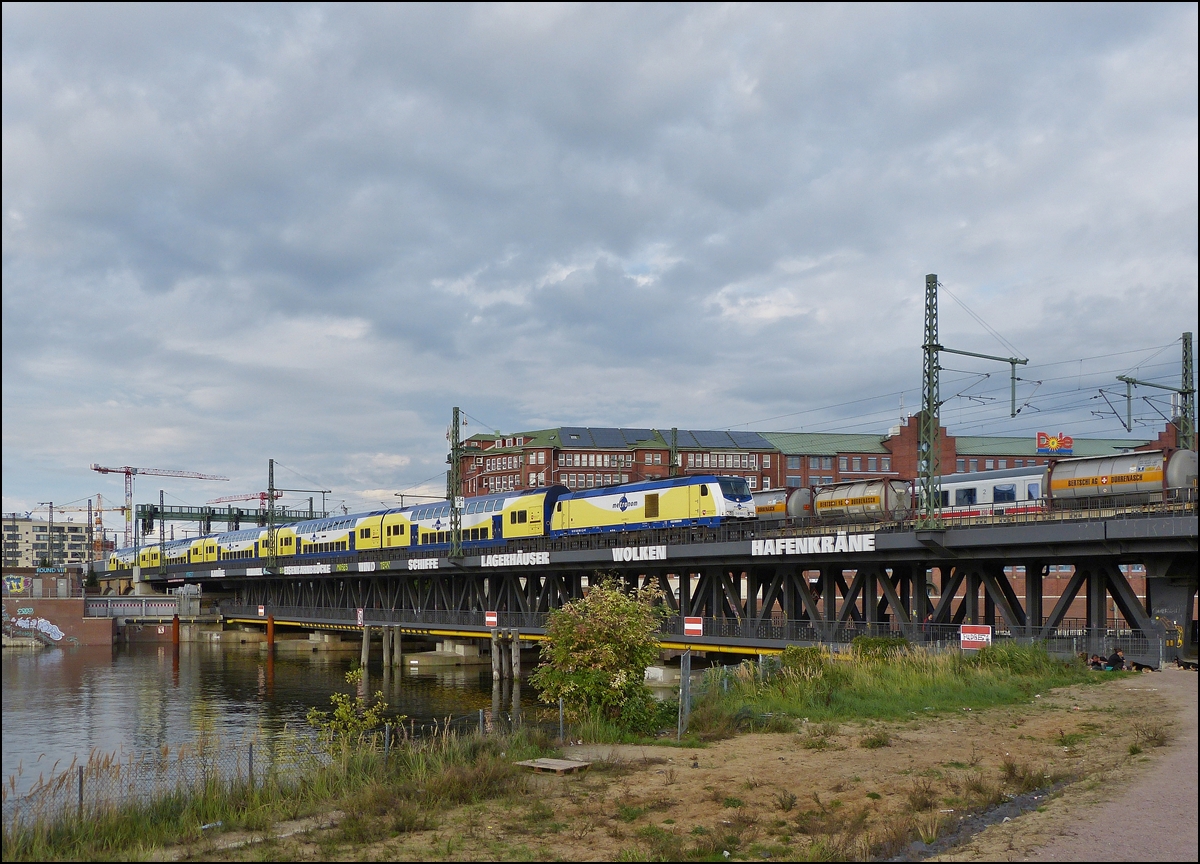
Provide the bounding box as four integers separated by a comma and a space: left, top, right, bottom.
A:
1047, 449, 1197, 507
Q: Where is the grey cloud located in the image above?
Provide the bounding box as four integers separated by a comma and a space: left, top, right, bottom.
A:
3, 3, 1195, 517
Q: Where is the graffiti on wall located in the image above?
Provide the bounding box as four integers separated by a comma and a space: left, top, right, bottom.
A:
4, 574, 31, 593
6, 614, 65, 641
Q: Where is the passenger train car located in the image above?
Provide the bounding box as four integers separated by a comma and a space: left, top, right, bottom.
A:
106, 474, 757, 570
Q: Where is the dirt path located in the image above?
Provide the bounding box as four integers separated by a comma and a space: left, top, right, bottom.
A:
938, 667, 1198, 862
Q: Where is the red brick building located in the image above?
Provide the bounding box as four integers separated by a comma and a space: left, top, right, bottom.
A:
460, 417, 1177, 497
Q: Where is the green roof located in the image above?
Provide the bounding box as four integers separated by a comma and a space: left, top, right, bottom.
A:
953, 435, 1149, 457
759, 432, 889, 455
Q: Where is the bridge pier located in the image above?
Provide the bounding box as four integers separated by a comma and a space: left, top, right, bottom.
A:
381, 625, 391, 668
360, 625, 370, 668
392, 627, 403, 669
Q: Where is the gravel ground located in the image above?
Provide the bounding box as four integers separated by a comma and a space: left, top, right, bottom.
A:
1020, 666, 1198, 863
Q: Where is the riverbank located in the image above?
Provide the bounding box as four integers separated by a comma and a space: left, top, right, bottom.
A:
7, 653, 1191, 861
165, 668, 1181, 862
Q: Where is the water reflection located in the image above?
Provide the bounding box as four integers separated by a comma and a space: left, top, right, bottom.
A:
1, 643, 505, 797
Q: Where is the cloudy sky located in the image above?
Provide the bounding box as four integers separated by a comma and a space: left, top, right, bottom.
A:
3, 3, 1196, 529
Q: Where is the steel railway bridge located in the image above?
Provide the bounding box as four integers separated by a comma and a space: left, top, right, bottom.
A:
111, 504, 1200, 666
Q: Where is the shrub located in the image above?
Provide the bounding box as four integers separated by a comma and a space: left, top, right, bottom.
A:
850, 635, 909, 659
530, 576, 668, 734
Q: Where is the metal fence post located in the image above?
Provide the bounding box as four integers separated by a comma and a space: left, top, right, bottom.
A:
479, 708, 484, 736
78, 765, 83, 817
385, 723, 391, 760
248, 742, 254, 790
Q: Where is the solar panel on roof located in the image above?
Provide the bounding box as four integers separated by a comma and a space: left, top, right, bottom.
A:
621, 428, 657, 444
559, 427, 593, 445
675, 430, 701, 448
729, 431, 771, 449
692, 430, 735, 448
589, 428, 627, 447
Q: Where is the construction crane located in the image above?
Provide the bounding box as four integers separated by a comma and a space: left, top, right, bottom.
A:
206, 492, 283, 508
32, 495, 122, 563
90, 464, 229, 548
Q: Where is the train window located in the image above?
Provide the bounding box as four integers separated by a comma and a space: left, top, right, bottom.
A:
1027, 483, 1040, 500
645, 494, 660, 518
700, 484, 709, 497
556, 502, 562, 512
939, 491, 950, 507
955, 488, 977, 506
994, 484, 1016, 502
518, 510, 527, 524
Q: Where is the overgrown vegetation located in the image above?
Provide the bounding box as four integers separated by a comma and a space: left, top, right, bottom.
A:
688, 642, 1093, 736
2, 724, 556, 861
530, 575, 671, 735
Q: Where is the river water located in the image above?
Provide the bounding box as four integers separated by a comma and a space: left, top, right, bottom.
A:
2, 643, 526, 798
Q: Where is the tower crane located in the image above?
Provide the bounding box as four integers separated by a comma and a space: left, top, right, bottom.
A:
90, 464, 229, 548
206, 492, 283, 508
32, 495, 123, 562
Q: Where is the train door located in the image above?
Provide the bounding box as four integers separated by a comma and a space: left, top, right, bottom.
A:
492, 514, 503, 541
349, 530, 356, 552
698, 483, 712, 518
410, 524, 419, 546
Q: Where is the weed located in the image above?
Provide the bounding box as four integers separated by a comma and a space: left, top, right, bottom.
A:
616, 803, 646, 823
865, 792, 882, 800
999, 757, 1045, 794
1128, 743, 1143, 756
722, 797, 744, 809
1055, 730, 1086, 747
663, 768, 677, 786
1131, 721, 1170, 748
906, 778, 939, 812
859, 731, 891, 749
774, 791, 797, 812
742, 776, 763, 790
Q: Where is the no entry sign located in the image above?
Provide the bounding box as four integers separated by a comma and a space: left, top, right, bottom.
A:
485, 610, 498, 627
960, 624, 992, 649
684, 616, 704, 637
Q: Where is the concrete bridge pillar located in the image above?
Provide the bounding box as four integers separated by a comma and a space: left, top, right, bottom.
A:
393, 627, 403, 669
361, 625, 370, 668
381, 625, 391, 668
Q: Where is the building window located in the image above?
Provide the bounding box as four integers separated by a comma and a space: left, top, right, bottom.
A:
839, 456, 848, 471
762, 478, 769, 489
786, 475, 803, 487
969, 459, 978, 472
867, 457, 877, 471
957, 458, 965, 473
787, 456, 800, 470
645, 453, 653, 464
882, 457, 891, 471
823, 457, 834, 470
653, 453, 662, 465
748, 476, 757, 489
1014, 459, 1023, 467
852, 457, 862, 471
809, 457, 820, 469
998, 459, 1006, 469
985, 459, 994, 470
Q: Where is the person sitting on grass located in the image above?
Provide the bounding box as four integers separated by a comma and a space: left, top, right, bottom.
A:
1088, 654, 1106, 670
1106, 648, 1127, 671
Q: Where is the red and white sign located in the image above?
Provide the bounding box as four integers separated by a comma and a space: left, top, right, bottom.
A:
684, 616, 704, 637
960, 624, 992, 649
257, 605, 265, 617
356, 607, 364, 626
485, 610, 498, 627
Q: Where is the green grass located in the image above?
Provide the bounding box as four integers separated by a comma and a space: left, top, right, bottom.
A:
3, 727, 557, 862
687, 643, 1094, 735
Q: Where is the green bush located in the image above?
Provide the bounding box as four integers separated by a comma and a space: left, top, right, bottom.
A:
850, 635, 910, 658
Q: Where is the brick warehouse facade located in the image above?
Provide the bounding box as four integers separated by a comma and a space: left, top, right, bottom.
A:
458, 416, 1179, 498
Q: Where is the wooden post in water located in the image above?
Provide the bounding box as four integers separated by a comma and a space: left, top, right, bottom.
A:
393, 627, 403, 669
381, 626, 391, 668
361, 625, 370, 668
510, 630, 521, 679
265, 615, 274, 653
172, 613, 181, 646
